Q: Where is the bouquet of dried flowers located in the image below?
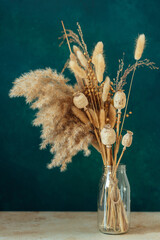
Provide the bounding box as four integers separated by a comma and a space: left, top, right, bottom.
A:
9, 22, 158, 233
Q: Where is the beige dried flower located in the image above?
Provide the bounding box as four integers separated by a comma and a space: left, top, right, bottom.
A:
95, 54, 105, 83
92, 41, 103, 65
100, 124, 116, 146
73, 92, 88, 109
77, 51, 88, 68
71, 106, 90, 125
69, 60, 87, 79
113, 90, 126, 110
122, 131, 133, 148
134, 34, 145, 60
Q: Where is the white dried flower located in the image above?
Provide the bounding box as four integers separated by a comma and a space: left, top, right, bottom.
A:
73, 92, 88, 109
122, 131, 133, 147
113, 90, 126, 110
100, 124, 116, 146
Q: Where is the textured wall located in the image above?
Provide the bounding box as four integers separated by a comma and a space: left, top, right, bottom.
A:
0, 0, 160, 211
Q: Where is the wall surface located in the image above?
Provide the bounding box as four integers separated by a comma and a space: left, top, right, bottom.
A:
0, 0, 160, 211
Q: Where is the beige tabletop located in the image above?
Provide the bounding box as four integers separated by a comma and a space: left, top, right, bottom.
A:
0, 212, 159, 240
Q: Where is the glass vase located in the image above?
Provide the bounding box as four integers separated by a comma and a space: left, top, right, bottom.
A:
98, 164, 130, 234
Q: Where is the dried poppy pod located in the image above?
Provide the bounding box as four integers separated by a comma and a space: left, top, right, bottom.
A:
100, 124, 116, 147
73, 92, 88, 109
122, 130, 133, 148
113, 90, 126, 110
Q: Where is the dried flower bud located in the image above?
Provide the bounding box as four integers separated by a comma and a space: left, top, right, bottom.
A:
122, 130, 133, 147
100, 124, 116, 146
134, 34, 145, 60
73, 92, 88, 109
113, 90, 126, 110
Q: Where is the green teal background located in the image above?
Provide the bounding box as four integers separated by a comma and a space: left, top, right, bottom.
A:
0, 0, 160, 211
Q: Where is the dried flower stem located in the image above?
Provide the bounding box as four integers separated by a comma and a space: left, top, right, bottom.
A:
113, 147, 126, 177
120, 61, 137, 135
116, 110, 121, 139
61, 21, 72, 54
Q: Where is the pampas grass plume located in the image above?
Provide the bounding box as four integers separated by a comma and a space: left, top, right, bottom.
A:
134, 34, 145, 60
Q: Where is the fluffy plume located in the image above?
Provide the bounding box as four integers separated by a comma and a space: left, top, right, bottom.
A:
134, 34, 145, 60
102, 76, 110, 102
92, 41, 103, 65
73, 45, 88, 68
69, 60, 87, 79
9, 68, 92, 171
73, 45, 80, 55
77, 51, 88, 68
95, 54, 105, 83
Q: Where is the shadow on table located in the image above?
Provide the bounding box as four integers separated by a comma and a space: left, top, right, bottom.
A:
128, 224, 160, 235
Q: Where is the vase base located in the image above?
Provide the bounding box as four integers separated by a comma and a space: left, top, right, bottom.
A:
99, 226, 129, 235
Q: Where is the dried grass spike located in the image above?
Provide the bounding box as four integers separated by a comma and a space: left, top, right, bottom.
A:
92, 41, 103, 65
77, 51, 88, 68
95, 54, 105, 83
88, 108, 99, 128
99, 108, 105, 129
69, 60, 87, 79
73, 45, 80, 55
108, 104, 116, 128
134, 34, 145, 60
102, 76, 110, 102
71, 106, 90, 125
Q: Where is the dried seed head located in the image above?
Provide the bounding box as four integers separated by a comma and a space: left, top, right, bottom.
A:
100, 124, 116, 146
134, 34, 145, 60
113, 90, 126, 110
122, 130, 133, 147
73, 92, 88, 109
102, 76, 110, 102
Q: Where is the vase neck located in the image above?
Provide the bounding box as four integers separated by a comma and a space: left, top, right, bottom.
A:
103, 164, 126, 174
